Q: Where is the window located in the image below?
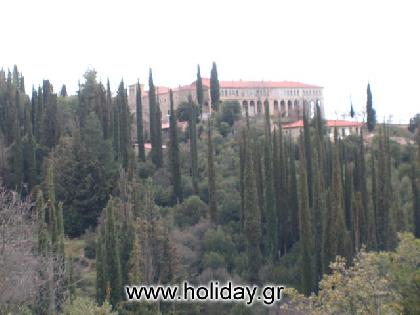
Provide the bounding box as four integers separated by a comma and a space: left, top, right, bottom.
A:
342, 128, 345, 137
236, 90, 239, 96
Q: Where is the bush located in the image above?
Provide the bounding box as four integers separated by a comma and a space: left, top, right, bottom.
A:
203, 251, 226, 269
138, 160, 155, 179
219, 101, 241, 126
174, 195, 208, 227
218, 122, 231, 137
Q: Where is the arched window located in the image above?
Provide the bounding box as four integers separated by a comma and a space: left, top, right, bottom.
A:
250, 101, 255, 115
242, 100, 248, 114
274, 100, 279, 112
257, 100, 262, 114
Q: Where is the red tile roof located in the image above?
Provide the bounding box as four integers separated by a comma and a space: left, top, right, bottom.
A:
200, 78, 321, 89
283, 120, 363, 129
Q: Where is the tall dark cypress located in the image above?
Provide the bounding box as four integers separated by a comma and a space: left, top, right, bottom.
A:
41, 80, 60, 148
239, 129, 246, 230
189, 95, 198, 194
136, 81, 146, 162
210, 62, 220, 111
207, 118, 217, 224
60, 84, 67, 97
413, 162, 420, 238
366, 83, 376, 132
148, 69, 163, 168
196, 65, 204, 111
105, 197, 123, 306
376, 125, 396, 250
169, 90, 182, 203
263, 101, 276, 259
12, 90, 23, 192
323, 129, 351, 271
303, 111, 313, 207
298, 146, 314, 295
243, 133, 262, 282
288, 138, 299, 244
369, 153, 378, 249
23, 100, 37, 191
117, 80, 131, 169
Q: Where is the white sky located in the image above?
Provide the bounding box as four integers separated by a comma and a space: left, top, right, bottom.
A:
1, 0, 419, 122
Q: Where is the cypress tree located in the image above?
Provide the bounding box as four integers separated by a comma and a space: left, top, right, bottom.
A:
413, 162, 420, 238
23, 101, 37, 192
323, 129, 351, 271
366, 83, 376, 132
169, 90, 182, 203
272, 128, 282, 252
303, 111, 313, 207
31, 87, 37, 136
210, 62, 220, 111
189, 95, 198, 194
288, 138, 299, 244
196, 65, 204, 113
128, 225, 143, 284
136, 81, 146, 162
106, 79, 113, 140
96, 228, 106, 305
263, 100, 276, 260
243, 134, 262, 283
60, 84, 67, 97
155, 95, 163, 167
369, 152, 378, 249
376, 125, 396, 249
207, 118, 217, 224
350, 102, 355, 118
117, 80, 131, 169
35, 86, 43, 142
239, 129, 246, 230
312, 142, 325, 283
298, 146, 314, 295
252, 139, 266, 254
35, 190, 54, 315
12, 90, 23, 192
41, 80, 60, 148
112, 93, 120, 161
148, 69, 163, 168
105, 197, 123, 307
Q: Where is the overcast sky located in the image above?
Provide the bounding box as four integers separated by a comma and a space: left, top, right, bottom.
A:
1, 0, 419, 122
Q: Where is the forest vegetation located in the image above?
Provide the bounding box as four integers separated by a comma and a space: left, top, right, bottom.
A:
0, 65, 419, 314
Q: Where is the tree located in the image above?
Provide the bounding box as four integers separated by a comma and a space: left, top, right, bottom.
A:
350, 102, 355, 118
207, 118, 217, 224
243, 132, 262, 282
263, 100, 276, 260
408, 113, 420, 133
219, 100, 241, 126
366, 83, 376, 132
104, 197, 123, 307
148, 69, 163, 168
135, 81, 146, 162
298, 147, 315, 295
169, 89, 182, 203
54, 113, 116, 236
11, 90, 23, 191
189, 95, 199, 194
60, 84, 67, 97
210, 62, 220, 111
196, 64, 204, 112
116, 80, 131, 169
323, 129, 351, 271
412, 164, 420, 238
41, 80, 60, 148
